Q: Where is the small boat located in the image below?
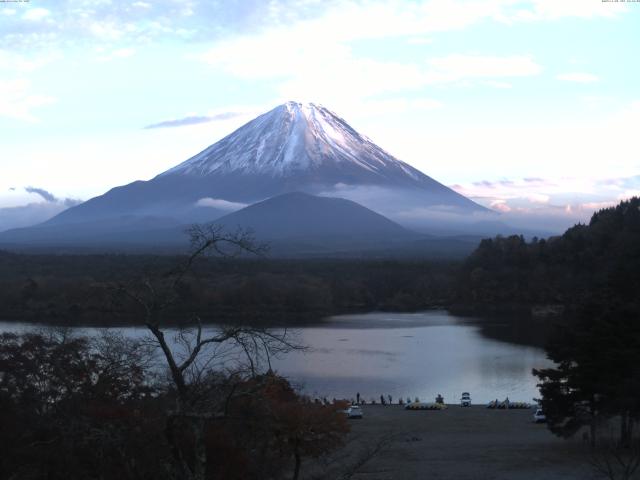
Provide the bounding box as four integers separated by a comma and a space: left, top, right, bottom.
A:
487, 399, 531, 409
405, 402, 448, 411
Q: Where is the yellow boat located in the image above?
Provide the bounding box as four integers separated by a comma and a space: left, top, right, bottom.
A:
405, 402, 448, 411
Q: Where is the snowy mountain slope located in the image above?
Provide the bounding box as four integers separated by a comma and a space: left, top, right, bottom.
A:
161, 102, 424, 182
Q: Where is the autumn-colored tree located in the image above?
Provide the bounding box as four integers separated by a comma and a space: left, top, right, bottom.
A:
0, 330, 165, 479
202, 372, 350, 480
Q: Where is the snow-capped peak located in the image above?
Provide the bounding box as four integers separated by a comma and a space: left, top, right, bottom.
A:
160, 101, 422, 181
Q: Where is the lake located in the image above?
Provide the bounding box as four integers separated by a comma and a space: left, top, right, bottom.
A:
0, 310, 550, 404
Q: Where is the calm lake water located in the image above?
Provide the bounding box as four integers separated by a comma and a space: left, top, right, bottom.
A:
0, 310, 550, 404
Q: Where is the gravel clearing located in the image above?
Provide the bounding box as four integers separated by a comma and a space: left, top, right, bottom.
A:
341, 404, 594, 480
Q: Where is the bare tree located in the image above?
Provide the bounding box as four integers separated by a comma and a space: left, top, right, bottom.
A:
113, 224, 302, 480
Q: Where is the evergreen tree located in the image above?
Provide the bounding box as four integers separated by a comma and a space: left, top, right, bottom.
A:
534, 301, 640, 445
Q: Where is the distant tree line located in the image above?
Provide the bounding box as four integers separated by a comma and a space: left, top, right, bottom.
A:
0, 253, 458, 326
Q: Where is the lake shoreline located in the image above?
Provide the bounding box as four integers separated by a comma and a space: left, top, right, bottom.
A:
2, 310, 549, 404
0, 305, 556, 351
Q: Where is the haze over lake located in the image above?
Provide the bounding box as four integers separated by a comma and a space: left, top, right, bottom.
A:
0, 310, 549, 404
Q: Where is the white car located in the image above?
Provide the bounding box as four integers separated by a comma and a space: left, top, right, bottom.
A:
347, 405, 363, 419
533, 409, 546, 423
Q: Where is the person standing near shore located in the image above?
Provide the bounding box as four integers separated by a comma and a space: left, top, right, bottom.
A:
357, 392, 360, 404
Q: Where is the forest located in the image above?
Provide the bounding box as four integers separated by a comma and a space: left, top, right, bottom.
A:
456, 197, 640, 312
0, 252, 458, 326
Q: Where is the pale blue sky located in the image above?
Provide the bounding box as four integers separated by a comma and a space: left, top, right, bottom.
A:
1, 0, 639, 230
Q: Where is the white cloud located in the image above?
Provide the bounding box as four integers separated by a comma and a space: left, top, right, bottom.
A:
0, 202, 68, 232
484, 80, 513, 89
448, 168, 640, 228
96, 47, 136, 62
0, 187, 82, 231
381, 97, 640, 191
353, 98, 443, 116
199, 30, 541, 105
407, 37, 432, 45
0, 49, 61, 73
195, 198, 247, 211
618, 190, 640, 201
22, 8, 51, 21
557, 72, 599, 83
490, 199, 512, 212
581, 201, 615, 210
517, 0, 628, 20
191, 0, 631, 110
195, 2, 547, 107
89, 21, 127, 41
0, 79, 56, 122
5, 0, 629, 55
113, 48, 135, 58
426, 54, 541, 81
527, 193, 550, 204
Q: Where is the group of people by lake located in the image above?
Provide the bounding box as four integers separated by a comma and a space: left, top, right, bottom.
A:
351, 392, 446, 406
306, 393, 532, 409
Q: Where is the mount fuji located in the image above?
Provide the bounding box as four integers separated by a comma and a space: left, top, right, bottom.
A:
0, 102, 491, 253
43, 101, 485, 227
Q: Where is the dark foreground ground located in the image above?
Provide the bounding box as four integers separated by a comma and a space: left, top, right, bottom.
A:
338, 405, 592, 480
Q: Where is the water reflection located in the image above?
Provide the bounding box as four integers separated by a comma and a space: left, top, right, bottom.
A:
269, 311, 551, 403
0, 310, 551, 404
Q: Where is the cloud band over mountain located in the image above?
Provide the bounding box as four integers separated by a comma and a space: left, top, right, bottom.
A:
144, 112, 243, 129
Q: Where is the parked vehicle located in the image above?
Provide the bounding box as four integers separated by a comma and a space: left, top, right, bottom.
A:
346, 405, 363, 419
533, 409, 546, 423
460, 392, 471, 407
